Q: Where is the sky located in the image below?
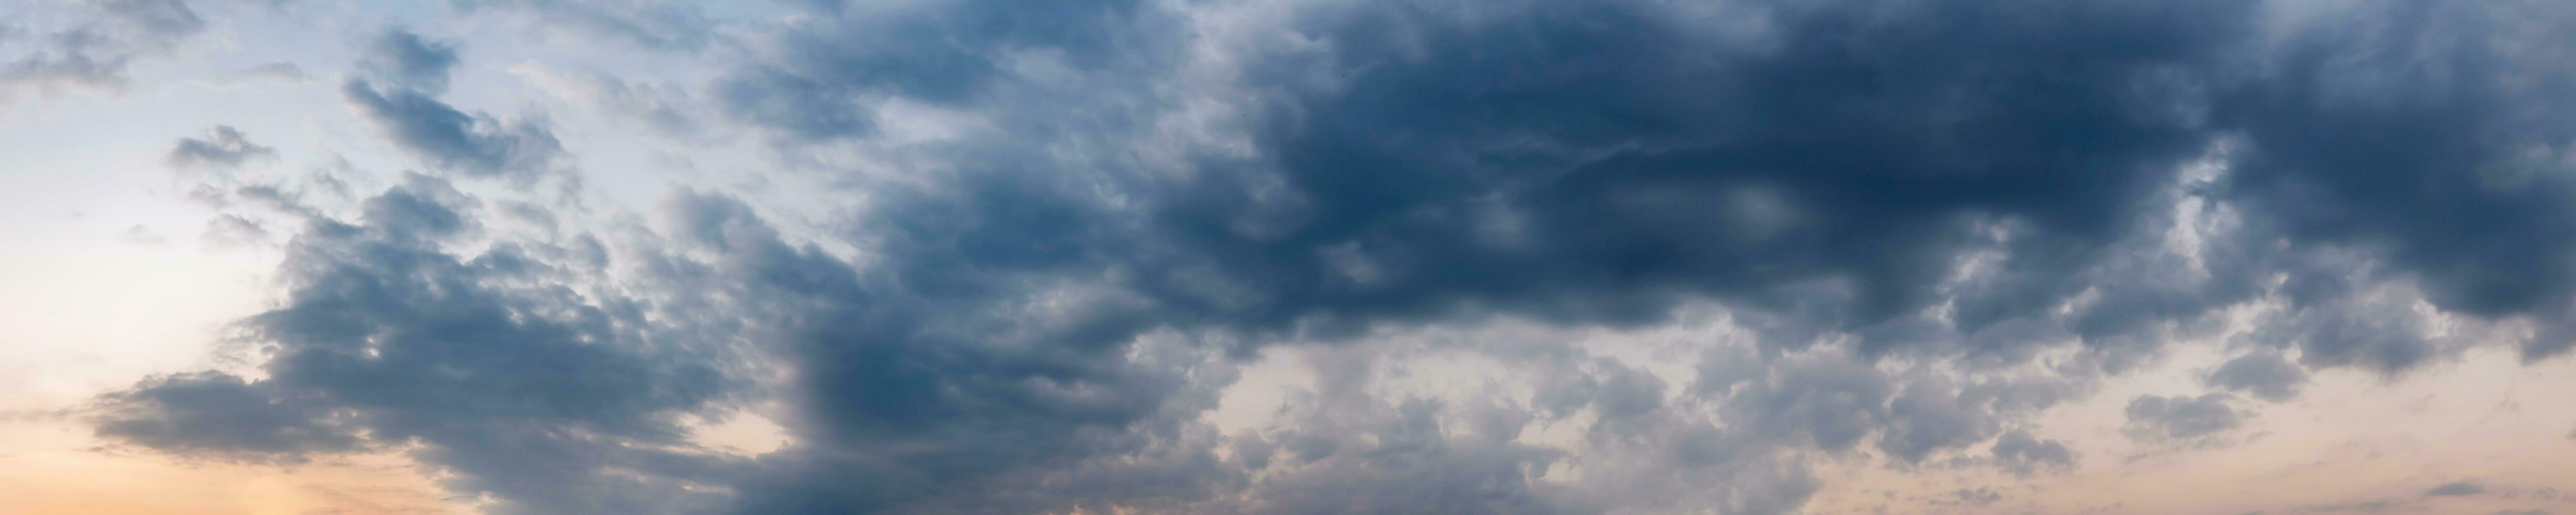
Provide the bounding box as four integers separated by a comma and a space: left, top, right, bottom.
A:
2, 0, 2575, 513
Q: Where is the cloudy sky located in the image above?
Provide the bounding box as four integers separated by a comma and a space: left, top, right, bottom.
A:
4, 0, 2576, 513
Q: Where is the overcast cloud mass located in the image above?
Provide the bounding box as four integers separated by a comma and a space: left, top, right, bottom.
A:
6, 0, 2576, 513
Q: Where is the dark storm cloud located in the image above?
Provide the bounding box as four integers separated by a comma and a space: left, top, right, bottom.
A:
2215, 1, 2576, 360
165, 125, 277, 168
89, 0, 2576, 513
721, 1, 2269, 504
2124, 394, 2242, 442
1137, 0, 2257, 344
659, 190, 1244, 513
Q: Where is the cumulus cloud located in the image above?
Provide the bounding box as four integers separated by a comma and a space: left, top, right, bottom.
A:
97, 175, 744, 514
2207, 351, 2310, 402
2124, 394, 2243, 442
1990, 429, 2077, 475
344, 29, 563, 181
79, 0, 2576, 513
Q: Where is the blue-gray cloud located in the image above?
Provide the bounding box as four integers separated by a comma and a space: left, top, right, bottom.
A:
342, 29, 563, 181
360, 29, 459, 95
165, 125, 276, 169
82, 0, 2576, 513
1, 0, 203, 101
98, 175, 743, 514
343, 79, 564, 180
2221, 2, 2576, 362
93, 372, 361, 462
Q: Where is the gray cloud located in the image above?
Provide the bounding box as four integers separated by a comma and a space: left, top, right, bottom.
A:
1230, 397, 1565, 514
2125, 394, 2243, 442
360, 29, 459, 95
2426, 481, 2487, 497
2207, 351, 2310, 402
1185, 337, 1834, 515
2298, 499, 2405, 513
343, 79, 563, 180
93, 372, 361, 462
1990, 429, 2077, 475
343, 29, 563, 181
165, 125, 277, 169
2239, 270, 2458, 376
1, 0, 203, 103
96, 175, 745, 514
1949, 487, 2003, 507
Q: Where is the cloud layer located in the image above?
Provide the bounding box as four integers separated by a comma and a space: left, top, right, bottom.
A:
70, 0, 2576, 513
